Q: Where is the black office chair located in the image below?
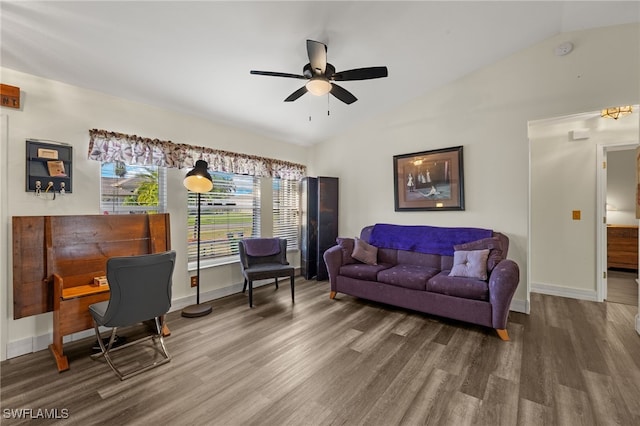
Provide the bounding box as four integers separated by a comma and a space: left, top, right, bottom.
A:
238, 238, 295, 308
89, 250, 176, 380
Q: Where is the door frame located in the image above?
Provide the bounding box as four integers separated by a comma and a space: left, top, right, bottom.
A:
596, 142, 639, 302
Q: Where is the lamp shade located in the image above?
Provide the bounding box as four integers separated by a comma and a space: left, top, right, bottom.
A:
183, 160, 213, 193
306, 78, 332, 96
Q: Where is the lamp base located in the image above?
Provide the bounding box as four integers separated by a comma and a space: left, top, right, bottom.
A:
181, 303, 212, 318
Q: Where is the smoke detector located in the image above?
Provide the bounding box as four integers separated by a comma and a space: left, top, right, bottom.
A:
555, 42, 574, 56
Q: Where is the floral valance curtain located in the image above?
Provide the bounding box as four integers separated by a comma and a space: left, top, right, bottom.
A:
88, 129, 306, 181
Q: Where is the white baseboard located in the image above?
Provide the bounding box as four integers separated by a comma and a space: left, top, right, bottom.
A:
531, 281, 598, 302
510, 298, 529, 314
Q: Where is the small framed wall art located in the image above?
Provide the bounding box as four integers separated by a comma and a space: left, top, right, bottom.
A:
393, 145, 464, 211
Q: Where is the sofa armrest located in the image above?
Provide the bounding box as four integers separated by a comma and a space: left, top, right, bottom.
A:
323, 245, 343, 291
488, 259, 520, 329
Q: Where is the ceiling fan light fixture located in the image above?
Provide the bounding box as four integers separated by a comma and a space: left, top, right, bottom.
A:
600, 105, 633, 119
306, 78, 332, 96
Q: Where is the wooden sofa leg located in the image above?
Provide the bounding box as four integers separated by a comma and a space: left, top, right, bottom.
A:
329, 291, 337, 299
496, 329, 510, 341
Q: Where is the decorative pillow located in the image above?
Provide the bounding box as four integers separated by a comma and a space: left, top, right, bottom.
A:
454, 237, 503, 271
352, 237, 378, 265
449, 249, 490, 280
336, 237, 356, 265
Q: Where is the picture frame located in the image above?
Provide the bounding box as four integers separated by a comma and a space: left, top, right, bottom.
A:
393, 146, 464, 211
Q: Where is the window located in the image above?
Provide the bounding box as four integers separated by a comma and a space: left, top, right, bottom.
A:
100, 162, 166, 214
273, 178, 300, 249
187, 172, 260, 263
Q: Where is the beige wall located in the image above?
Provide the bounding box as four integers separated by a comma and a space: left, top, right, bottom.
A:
0, 69, 307, 360
607, 149, 638, 225
529, 111, 639, 299
309, 23, 640, 312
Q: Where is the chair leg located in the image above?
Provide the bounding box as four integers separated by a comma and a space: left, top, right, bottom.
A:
242, 278, 247, 293
274, 277, 279, 289
91, 322, 122, 378
290, 274, 294, 303
248, 280, 253, 308
91, 317, 171, 380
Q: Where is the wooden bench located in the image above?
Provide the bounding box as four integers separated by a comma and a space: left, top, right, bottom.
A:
12, 214, 171, 372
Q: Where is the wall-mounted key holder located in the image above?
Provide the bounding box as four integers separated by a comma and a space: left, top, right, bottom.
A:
26, 139, 72, 195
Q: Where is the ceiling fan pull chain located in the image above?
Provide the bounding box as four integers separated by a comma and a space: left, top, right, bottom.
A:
327, 93, 330, 116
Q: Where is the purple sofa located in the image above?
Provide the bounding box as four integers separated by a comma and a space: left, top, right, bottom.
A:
323, 224, 520, 340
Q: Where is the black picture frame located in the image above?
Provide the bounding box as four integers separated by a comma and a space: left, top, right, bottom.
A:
393, 146, 464, 211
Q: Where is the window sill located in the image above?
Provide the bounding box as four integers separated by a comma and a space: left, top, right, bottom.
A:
188, 255, 239, 272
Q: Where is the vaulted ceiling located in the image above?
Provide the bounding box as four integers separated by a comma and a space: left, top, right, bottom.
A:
2, 1, 638, 145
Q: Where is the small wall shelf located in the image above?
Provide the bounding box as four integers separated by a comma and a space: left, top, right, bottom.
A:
26, 139, 72, 193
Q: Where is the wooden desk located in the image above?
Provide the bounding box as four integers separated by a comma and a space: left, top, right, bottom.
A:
51, 276, 110, 371
608, 225, 639, 270
12, 214, 171, 372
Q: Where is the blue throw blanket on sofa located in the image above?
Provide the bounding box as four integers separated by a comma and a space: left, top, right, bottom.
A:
369, 223, 492, 256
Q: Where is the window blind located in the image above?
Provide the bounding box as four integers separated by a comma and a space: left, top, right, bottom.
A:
187, 172, 260, 262
273, 178, 300, 249
100, 162, 166, 215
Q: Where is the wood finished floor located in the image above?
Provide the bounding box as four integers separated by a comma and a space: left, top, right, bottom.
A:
607, 269, 638, 306
2, 277, 640, 425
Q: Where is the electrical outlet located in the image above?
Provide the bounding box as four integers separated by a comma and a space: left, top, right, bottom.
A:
190, 276, 198, 287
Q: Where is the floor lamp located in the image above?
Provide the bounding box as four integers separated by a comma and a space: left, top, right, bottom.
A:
182, 160, 214, 318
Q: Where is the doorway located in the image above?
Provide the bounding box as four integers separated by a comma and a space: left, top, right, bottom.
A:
597, 144, 639, 305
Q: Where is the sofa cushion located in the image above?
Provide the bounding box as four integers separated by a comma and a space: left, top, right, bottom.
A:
449, 249, 490, 280
427, 271, 489, 301
377, 264, 439, 291
336, 237, 356, 265
352, 237, 378, 265
454, 237, 504, 271
339, 263, 392, 281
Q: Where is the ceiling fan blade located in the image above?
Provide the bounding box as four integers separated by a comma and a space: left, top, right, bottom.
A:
284, 86, 308, 102
330, 83, 357, 105
250, 70, 307, 80
306, 40, 327, 75
332, 66, 388, 81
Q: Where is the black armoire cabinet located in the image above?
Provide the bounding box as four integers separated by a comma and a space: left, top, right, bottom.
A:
300, 176, 339, 280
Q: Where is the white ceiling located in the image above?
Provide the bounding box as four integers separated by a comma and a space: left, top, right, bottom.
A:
2, 1, 639, 146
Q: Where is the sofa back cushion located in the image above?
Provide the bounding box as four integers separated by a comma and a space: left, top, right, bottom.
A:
359, 225, 510, 274
360, 225, 375, 243
453, 234, 507, 272
396, 249, 441, 269
377, 247, 398, 264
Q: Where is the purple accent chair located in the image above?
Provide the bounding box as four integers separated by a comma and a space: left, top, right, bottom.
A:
238, 238, 295, 308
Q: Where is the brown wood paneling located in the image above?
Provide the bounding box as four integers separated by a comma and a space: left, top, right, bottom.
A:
58, 293, 111, 336
608, 225, 639, 270
12, 216, 49, 318
149, 213, 171, 252
12, 214, 171, 319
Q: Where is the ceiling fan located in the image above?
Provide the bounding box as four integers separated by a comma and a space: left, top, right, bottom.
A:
250, 39, 388, 105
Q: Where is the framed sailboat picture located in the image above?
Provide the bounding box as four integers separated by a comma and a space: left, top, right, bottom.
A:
393, 146, 464, 211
